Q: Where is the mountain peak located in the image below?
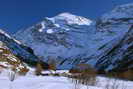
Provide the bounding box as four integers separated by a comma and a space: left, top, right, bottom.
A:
53, 12, 92, 25
57, 12, 78, 18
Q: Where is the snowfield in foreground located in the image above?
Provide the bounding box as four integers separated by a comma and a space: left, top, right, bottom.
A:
0, 70, 133, 89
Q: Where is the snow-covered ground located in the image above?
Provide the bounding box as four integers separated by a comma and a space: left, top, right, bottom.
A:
0, 70, 133, 89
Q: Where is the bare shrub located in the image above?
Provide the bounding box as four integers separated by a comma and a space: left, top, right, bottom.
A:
104, 78, 119, 89
69, 64, 97, 87
48, 58, 57, 73
71, 79, 81, 89
18, 66, 29, 76
104, 78, 128, 89
35, 61, 43, 76
118, 69, 133, 80
107, 69, 133, 80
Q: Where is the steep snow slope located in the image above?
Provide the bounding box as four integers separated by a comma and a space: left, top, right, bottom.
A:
15, 3, 133, 71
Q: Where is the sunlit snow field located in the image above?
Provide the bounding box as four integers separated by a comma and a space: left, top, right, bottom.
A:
0, 70, 133, 89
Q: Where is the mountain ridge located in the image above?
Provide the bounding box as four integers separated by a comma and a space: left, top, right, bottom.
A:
14, 3, 133, 71
0, 29, 49, 69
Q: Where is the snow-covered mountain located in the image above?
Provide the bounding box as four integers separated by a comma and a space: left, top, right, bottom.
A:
14, 3, 133, 71
15, 13, 93, 69
0, 29, 48, 69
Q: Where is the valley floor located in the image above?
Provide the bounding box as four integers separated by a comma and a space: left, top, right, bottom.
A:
0, 70, 133, 89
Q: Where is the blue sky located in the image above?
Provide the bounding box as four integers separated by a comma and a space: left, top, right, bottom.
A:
0, 0, 132, 34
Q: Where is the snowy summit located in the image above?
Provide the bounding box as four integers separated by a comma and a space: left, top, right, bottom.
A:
14, 3, 133, 71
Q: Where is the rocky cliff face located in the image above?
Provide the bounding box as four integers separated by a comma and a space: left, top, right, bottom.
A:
14, 3, 133, 71
95, 25, 133, 72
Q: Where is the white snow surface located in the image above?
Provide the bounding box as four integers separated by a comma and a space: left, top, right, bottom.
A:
56, 12, 92, 25
38, 22, 45, 32
0, 29, 12, 39
46, 29, 54, 34
0, 70, 133, 89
